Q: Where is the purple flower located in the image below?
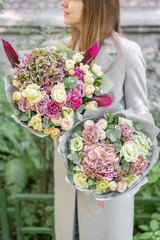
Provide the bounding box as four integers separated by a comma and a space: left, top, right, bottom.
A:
46, 99, 62, 118
18, 97, 32, 112
36, 96, 49, 116
117, 124, 135, 141
73, 67, 85, 81
129, 155, 148, 175
73, 80, 85, 97
21, 53, 33, 67
66, 91, 82, 111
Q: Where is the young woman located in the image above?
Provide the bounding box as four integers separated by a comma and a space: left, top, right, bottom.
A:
54, 1, 154, 240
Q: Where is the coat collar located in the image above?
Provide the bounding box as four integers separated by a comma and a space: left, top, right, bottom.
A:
94, 35, 118, 73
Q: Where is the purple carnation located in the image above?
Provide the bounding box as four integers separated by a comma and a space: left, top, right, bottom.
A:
36, 96, 49, 116
73, 67, 85, 81
46, 99, 62, 118
117, 124, 134, 141
73, 80, 85, 97
18, 97, 32, 112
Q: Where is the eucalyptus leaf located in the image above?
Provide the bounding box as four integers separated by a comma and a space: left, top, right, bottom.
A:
73, 157, 81, 164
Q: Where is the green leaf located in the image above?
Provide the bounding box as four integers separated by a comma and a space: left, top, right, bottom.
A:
14, 108, 21, 115
121, 158, 131, 171
155, 231, 160, 237
63, 77, 78, 89
140, 232, 153, 239
106, 129, 113, 138
67, 153, 78, 161
134, 122, 143, 131
148, 174, 159, 183
77, 112, 83, 121
150, 219, 159, 231
109, 112, 113, 122
151, 213, 160, 221
94, 80, 101, 88
139, 225, 150, 231
68, 174, 73, 184
112, 129, 121, 139
114, 141, 122, 151
76, 105, 85, 114
20, 113, 29, 122
73, 157, 81, 164
110, 134, 117, 142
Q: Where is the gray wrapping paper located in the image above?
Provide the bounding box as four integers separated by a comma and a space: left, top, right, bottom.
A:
58, 104, 160, 201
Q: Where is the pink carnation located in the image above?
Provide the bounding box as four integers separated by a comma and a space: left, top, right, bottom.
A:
36, 96, 49, 116
73, 80, 85, 97
77, 142, 118, 180
82, 125, 101, 143
129, 155, 148, 175
117, 124, 135, 141
18, 97, 32, 112
73, 67, 85, 81
66, 91, 82, 111
46, 99, 62, 118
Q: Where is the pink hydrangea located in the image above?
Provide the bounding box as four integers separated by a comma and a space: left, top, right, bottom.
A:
46, 99, 62, 118
73, 67, 85, 81
18, 97, 32, 112
129, 155, 148, 175
82, 125, 101, 143
76, 142, 118, 180
66, 91, 82, 111
117, 124, 135, 141
73, 80, 85, 97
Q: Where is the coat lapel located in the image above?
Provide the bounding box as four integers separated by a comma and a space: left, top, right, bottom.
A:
94, 36, 117, 73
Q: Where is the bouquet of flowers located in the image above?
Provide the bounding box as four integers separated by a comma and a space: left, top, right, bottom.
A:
2, 40, 113, 139
58, 105, 160, 200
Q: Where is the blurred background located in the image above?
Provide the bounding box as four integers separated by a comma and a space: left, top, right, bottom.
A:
0, 0, 160, 239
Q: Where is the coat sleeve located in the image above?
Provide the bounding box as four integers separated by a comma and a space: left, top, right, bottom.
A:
124, 42, 155, 124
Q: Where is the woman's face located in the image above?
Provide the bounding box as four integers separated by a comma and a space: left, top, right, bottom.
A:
60, 0, 83, 30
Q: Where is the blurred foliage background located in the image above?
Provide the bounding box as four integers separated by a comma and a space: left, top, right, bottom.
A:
0, 0, 160, 239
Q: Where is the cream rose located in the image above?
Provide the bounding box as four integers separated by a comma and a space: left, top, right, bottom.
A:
69, 69, 75, 76
51, 82, 66, 104
100, 130, 106, 140
80, 63, 89, 74
84, 120, 94, 129
12, 79, 21, 89
22, 83, 46, 105
12, 91, 23, 102
61, 117, 74, 131
84, 72, 94, 84
92, 63, 103, 77
85, 84, 95, 96
65, 59, 75, 70
51, 116, 62, 126
117, 181, 128, 192
51, 128, 60, 139
72, 53, 84, 63
109, 181, 118, 191
44, 128, 53, 135
97, 119, 108, 130
84, 101, 98, 110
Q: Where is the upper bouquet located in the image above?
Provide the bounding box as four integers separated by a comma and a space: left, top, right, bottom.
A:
58, 105, 160, 200
2, 40, 113, 139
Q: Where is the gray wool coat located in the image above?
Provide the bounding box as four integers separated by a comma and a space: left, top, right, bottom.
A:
54, 34, 154, 240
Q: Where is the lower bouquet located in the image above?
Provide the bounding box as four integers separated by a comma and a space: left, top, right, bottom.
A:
58, 105, 160, 200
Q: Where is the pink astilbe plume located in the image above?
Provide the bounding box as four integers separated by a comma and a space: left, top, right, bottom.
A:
2, 39, 20, 68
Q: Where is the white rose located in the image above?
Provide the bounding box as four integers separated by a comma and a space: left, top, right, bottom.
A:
85, 84, 95, 96
84, 120, 95, 129
118, 117, 133, 126
72, 53, 84, 63
120, 144, 139, 163
51, 83, 67, 103
61, 117, 74, 131
97, 119, 108, 130
117, 181, 128, 193
65, 59, 75, 70
84, 72, 94, 84
109, 181, 118, 191
100, 130, 106, 140
84, 101, 98, 110
51, 116, 62, 126
80, 63, 89, 74
92, 63, 103, 77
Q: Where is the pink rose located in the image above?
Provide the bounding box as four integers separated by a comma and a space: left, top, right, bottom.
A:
18, 97, 32, 112
36, 96, 49, 116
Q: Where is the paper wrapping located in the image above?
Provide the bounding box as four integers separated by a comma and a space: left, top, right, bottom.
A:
58, 103, 160, 201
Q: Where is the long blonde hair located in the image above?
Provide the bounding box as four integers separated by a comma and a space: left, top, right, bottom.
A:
70, 0, 122, 52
